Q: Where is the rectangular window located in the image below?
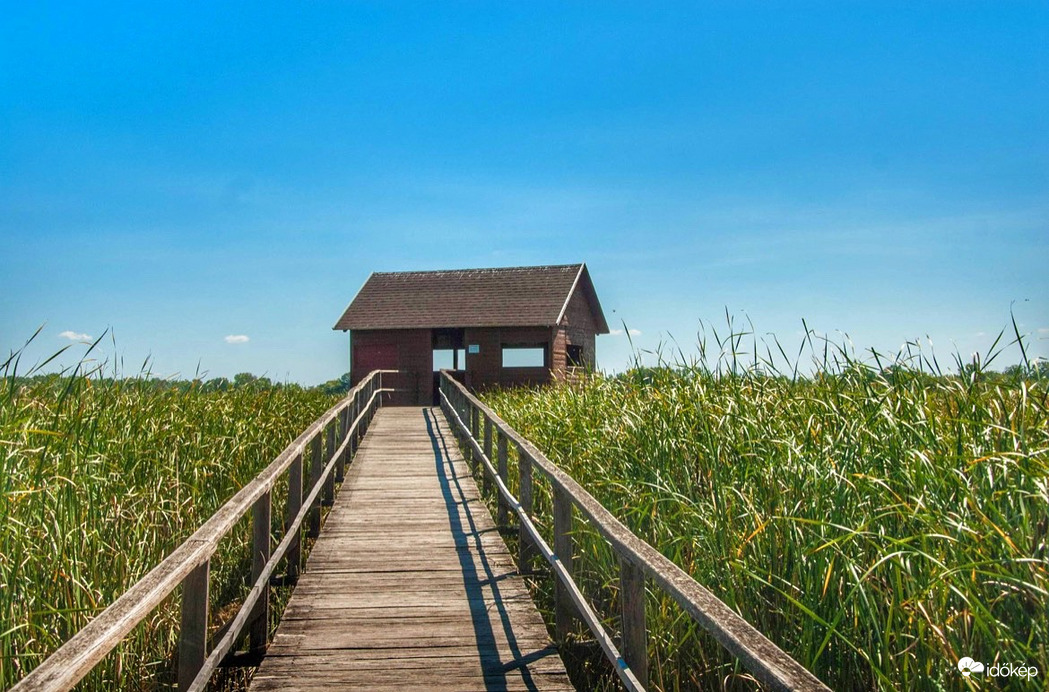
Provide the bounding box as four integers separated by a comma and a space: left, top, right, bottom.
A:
432, 349, 455, 371
502, 345, 546, 368
432, 349, 466, 371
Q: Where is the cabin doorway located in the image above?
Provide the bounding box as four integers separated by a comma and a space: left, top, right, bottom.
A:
432, 328, 466, 405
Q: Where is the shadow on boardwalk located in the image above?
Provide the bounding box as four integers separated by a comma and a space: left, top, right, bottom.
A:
426, 408, 556, 691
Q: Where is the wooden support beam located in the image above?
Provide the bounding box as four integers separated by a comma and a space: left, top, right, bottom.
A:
355, 391, 363, 445
496, 432, 509, 526
323, 424, 336, 505
620, 557, 648, 688
483, 417, 493, 496
553, 486, 576, 642
349, 400, 359, 459
308, 435, 322, 538
285, 453, 302, 583
249, 491, 271, 655
469, 406, 480, 473
335, 410, 347, 482
518, 445, 536, 573
178, 560, 210, 690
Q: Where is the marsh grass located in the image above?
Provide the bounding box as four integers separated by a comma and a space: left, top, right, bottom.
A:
0, 331, 337, 688
483, 319, 1048, 690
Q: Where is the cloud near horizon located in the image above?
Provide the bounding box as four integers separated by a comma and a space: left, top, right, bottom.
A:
58, 330, 91, 341
224, 335, 250, 344
610, 328, 642, 336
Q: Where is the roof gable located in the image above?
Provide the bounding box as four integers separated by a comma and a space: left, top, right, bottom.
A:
333, 263, 608, 332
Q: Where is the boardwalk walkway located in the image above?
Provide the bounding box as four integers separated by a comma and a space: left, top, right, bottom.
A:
250, 406, 573, 691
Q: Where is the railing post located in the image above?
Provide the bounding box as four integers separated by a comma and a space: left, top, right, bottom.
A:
323, 423, 336, 506
250, 490, 271, 655
470, 406, 480, 473
518, 444, 535, 573
364, 379, 372, 428
452, 388, 462, 440
349, 397, 359, 459
553, 486, 576, 641
497, 432, 508, 526
620, 557, 649, 687
335, 409, 347, 483
368, 377, 376, 426
308, 435, 322, 538
178, 559, 210, 689
286, 453, 302, 582
482, 416, 493, 496
355, 390, 363, 446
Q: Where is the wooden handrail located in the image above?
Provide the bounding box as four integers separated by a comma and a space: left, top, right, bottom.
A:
14, 370, 397, 691
439, 371, 831, 692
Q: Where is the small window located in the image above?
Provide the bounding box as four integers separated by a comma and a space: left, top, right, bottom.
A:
502, 345, 546, 368
566, 344, 584, 367
432, 349, 455, 371
432, 348, 466, 371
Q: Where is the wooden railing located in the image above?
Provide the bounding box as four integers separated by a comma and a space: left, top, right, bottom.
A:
439, 371, 831, 692
13, 370, 396, 691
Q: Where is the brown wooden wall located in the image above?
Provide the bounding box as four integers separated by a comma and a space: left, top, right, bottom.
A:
553, 289, 598, 376
350, 329, 431, 405
350, 313, 598, 405
461, 327, 553, 393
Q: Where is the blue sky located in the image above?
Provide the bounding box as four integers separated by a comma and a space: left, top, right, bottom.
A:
2, 2, 1046, 384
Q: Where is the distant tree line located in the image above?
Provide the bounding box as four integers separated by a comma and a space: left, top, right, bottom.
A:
4, 371, 359, 395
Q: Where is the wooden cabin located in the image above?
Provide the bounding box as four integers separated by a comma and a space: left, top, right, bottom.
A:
333, 263, 609, 405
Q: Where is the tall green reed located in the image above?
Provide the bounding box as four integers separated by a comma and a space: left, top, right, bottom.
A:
0, 331, 337, 688
485, 319, 1048, 690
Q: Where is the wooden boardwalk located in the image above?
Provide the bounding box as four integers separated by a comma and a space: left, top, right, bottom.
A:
250, 406, 574, 691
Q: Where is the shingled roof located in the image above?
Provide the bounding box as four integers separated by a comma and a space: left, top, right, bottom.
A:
333, 263, 609, 332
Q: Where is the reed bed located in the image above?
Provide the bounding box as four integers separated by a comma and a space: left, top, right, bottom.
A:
484, 324, 1048, 690
0, 336, 336, 688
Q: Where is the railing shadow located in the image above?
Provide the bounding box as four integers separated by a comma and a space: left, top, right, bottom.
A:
424, 408, 557, 692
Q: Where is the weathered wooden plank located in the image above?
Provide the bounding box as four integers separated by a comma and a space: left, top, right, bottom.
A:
252, 670, 574, 692
259, 645, 563, 665
250, 407, 571, 690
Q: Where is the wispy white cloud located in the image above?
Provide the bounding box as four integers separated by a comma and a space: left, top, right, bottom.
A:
1038, 328, 1049, 335
58, 330, 91, 341
224, 335, 250, 344
609, 328, 642, 336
